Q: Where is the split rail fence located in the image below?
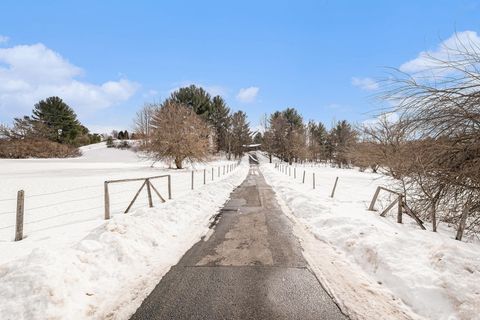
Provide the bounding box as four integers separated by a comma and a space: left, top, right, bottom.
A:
274, 162, 426, 230
1, 161, 241, 242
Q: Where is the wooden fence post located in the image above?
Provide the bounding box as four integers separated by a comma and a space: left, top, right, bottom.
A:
289, 167, 291, 176
204, 169, 206, 184
302, 170, 306, 183
223, 165, 225, 175
191, 171, 194, 190
104, 182, 110, 220
330, 177, 338, 198
146, 179, 153, 207
15, 190, 25, 241
218, 167, 220, 177
294, 167, 296, 179
313, 173, 316, 189
397, 195, 403, 223
168, 175, 172, 199
368, 187, 381, 211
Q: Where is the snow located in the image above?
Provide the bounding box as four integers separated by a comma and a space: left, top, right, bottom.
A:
259, 158, 480, 320
0, 144, 249, 319
0, 143, 241, 263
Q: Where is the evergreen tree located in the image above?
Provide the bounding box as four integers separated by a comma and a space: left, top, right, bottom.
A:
210, 96, 231, 152
330, 120, 357, 168
165, 85, 213, 120
266, 108, 306, 163
31, 96, 82, 144
231, 111, 251, 158
124, 130, 130, 140
118, 131, 125, 140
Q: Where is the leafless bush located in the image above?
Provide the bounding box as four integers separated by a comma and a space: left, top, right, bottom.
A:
0, 138, 80, 158
376, 34, 480, 240
147, 101, 210, 169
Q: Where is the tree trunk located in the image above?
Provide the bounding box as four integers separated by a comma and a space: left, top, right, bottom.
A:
430, 203, 437, 232
455, 203, 470, 241
269, 154, 272, 163
175, 157, 183, 169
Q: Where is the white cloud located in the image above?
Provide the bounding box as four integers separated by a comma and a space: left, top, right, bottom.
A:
400, 31, 480, 74
362, 112, 399, 128
351, 77, 379, 91
236, 86, 259, 103
0, 43, 139, 119
0, 35, 9, 44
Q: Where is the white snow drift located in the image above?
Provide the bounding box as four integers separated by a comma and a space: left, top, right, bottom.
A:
0, 144, 249, 319
260, 160, 480, 320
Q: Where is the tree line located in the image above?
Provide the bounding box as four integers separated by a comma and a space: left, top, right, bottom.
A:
134, 85, 252, 168
258, 108, 357, 168
254, 37, 479, 241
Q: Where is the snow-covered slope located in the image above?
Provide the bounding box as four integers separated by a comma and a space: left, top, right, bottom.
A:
0, 143, 242, 263
259, 160, 480, 320
0, 146, 249, 319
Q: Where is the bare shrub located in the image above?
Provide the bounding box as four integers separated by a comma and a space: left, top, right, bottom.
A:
148, 101, 210, 169
378, 34, 480, 240
0, 139, 80, 158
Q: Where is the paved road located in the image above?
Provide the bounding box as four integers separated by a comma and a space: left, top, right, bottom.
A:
130, 156, 347, 320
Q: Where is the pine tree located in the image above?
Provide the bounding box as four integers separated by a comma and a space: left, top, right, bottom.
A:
231, 111, 251, 158
164, 85, 213, 120
31, 96, 82, 144
330, 120, 357, 168
210, 96, 231, 152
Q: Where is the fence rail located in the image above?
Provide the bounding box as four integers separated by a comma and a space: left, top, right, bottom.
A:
104, 174, 171, 220
273, 162, 426, 230
2, 160, 242, 242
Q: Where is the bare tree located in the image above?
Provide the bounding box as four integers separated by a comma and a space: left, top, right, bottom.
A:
379, 34, 480, 240
134, 103, 155, 147
148, 101, 210, 169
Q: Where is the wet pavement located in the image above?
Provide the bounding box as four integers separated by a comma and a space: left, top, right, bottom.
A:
130, 156, 347, 320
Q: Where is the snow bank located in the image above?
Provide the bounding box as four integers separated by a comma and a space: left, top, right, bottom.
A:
0, 143, 243, 263
0, 158, 249, 320
260, 162, 480, 320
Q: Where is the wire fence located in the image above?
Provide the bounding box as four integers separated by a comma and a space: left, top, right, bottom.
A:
272, 162, 426, 230
0, 160, 241, 242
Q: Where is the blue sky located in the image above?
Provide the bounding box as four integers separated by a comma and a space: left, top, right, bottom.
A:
1, 0, 480, 133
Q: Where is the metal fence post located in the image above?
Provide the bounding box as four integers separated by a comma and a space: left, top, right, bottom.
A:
330, 177, 339, 198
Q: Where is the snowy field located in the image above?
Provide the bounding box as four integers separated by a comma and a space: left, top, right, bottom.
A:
0, 144, 249, 319
0, 142, 241, 263
259, 156, 480, 320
